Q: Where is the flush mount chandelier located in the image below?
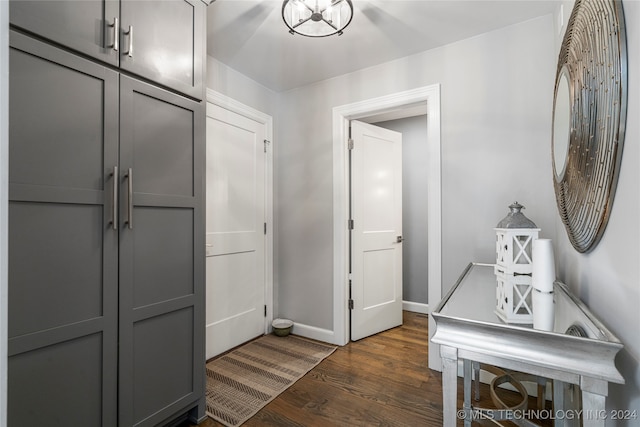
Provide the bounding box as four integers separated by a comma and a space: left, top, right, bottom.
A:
282, 0, 354, 37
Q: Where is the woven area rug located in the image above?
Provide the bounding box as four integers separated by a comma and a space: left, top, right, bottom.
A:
205, 334, 337, 426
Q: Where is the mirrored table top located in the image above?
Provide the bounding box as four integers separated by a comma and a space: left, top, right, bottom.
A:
431, 263, 624, 385
434, 262, 620, 342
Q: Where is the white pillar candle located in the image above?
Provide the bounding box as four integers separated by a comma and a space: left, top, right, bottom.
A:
532, 238, 555, 293
533, 289, 555, 331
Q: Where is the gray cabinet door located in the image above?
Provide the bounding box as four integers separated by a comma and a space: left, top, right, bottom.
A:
7, 30, 119, 426
118, 76, 205, 426
119, 0, 205, 100
10, 0, 120, 66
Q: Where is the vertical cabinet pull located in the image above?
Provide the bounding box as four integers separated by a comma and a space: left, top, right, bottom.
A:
111, 17, 119, 51
110, 166, 118, 230
124, 25, 133, 58
125, 168, 133, 229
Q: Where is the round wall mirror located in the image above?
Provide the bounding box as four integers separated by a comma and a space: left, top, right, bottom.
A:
552, 0, 627, 253
552, 68, 571, 181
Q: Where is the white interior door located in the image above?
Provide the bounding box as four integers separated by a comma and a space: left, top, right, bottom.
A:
350, 120, 403, 341
205, 102, 266, 359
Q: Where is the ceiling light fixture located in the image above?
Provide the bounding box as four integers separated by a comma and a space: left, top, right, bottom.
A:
282, 0, 354, 37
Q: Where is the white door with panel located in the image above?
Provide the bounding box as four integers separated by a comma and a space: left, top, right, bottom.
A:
205, 102, 266, 359
350, 120, 403, 341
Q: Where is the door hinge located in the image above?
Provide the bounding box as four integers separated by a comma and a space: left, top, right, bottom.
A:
348, 299, 354, 310
348, 139, 354, 150
348, 219, 354, 230
264, 139, 271, 153
264, 305, 267, 317
264, 222, 267, 235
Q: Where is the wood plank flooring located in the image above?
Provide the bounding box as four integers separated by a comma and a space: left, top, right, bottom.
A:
181, 311, 546, 426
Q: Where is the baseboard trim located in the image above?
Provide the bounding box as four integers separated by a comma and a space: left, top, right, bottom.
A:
402, 301, 429, 314
291, 322, 339, 346
292, 304, 429, 346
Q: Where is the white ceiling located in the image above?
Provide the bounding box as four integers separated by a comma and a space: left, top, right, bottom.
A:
206, 0, 559, 92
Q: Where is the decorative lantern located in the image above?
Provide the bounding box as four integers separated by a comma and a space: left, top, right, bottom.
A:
494, 202, 540, 324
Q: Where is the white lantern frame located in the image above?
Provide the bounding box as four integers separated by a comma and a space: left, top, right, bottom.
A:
494, 227, 540, 324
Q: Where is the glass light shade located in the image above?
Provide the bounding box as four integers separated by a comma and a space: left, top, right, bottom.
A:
282, 0, 354, 37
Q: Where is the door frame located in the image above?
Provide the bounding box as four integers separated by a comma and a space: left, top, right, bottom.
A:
332, 84, 442, 369
205, 89, 274, 334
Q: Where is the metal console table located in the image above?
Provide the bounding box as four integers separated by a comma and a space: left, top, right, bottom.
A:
431, 263, 624, 427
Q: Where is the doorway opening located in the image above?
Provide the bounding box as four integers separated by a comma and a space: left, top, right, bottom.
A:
332, 84, 442, 370
371, 114, 430, 313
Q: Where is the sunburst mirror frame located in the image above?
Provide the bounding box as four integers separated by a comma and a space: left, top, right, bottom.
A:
552, 0, 628, 253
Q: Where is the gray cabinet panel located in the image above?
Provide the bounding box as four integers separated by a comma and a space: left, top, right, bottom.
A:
10, 0, 119, 66
120, 0, 205, 100
132, 308, 195, 424
9, 203, 103, 337
9, 32, 115, 191
119, 75, 205, 426
134, 208, 194, 307
8, 31, 118, 426
8, 333, 105, 427
130, 90, 195, 197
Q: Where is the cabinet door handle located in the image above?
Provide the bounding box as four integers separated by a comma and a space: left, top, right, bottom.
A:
111, 17, 119, 51
110, 166, 118, 230
124, 25, 133, 58
125, 168, 133, 229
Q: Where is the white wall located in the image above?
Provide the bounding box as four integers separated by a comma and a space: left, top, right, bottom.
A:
206, 56, 277, 118
275, 15, 557, 331
375, 116, 429, 305
552, 0, 640, 415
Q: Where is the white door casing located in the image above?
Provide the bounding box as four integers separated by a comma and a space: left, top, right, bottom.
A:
332, 85, 441, 370
350, 120, 403, 341
205, 95, 271, 360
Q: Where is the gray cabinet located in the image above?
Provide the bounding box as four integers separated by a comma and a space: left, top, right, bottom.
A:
10, 0, 205, 100
8, 30, 119, 426
119, 0, 205, 100
118, 76, 205, 426
9, 0, 120, 66
8, 25, 205, 427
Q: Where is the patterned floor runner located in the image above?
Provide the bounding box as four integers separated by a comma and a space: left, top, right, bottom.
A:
205, 334, 337, 426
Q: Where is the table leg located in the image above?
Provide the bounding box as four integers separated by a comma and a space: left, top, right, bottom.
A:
581, 377, 608, 427
441, 346, 458, 427
553, 379, 566, 427
463, 359, 472, 427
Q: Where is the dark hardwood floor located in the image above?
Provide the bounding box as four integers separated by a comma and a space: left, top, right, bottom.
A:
181, 311, 547, 426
